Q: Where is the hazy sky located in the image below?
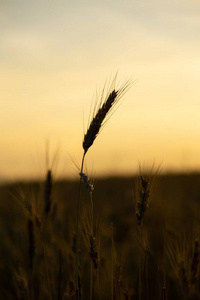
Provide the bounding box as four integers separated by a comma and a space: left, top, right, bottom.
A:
1, 0, 200, 181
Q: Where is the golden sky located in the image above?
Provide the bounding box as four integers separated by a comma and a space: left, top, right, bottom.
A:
1, 0, 200, 181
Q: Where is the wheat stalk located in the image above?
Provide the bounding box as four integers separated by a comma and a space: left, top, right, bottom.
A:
75, 75, 133, 299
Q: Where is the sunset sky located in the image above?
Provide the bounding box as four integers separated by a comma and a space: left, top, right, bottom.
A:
1, 0, 200, 181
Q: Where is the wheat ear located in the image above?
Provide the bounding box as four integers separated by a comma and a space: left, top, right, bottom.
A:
83, 79, 132, 155
190, 240, 199, 284
44, 170, 52, 215
136, 176, 150, 227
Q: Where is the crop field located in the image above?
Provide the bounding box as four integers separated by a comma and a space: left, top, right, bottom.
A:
0, 172, 200, 300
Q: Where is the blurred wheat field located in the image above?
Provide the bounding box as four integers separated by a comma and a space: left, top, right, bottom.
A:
0, 173, 200, 300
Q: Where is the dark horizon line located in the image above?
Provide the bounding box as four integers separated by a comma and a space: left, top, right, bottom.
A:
1, 169, 200, 186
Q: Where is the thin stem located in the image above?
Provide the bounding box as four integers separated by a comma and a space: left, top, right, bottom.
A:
111, 223, 114, 300
162, 287, 166, 300
90, 193, 94, 236
75, 152, 86, 299
139, 228, 142, 300
42, 241, 53, 300
90, 191, 94, 300
57, 249, 62, 300
41, 216, 53, 300
90, 261, 93, 300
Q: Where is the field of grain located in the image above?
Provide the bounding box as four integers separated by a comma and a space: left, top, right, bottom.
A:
0, 173, 200, 300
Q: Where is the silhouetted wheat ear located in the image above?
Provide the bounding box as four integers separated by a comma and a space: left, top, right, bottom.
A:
83, 90, 117, 154
179, 261, 190, 294
79, 172, 94, 194
190, 240, 199, 284
28, 217, 35, 271
44, 169, 52, 215
124, 290, 129, 300
136, 176, 150, 227
15, 269, 28, 300
90, 235, 98, 270
78, 266, 82, 299
83, 79, 132, 154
